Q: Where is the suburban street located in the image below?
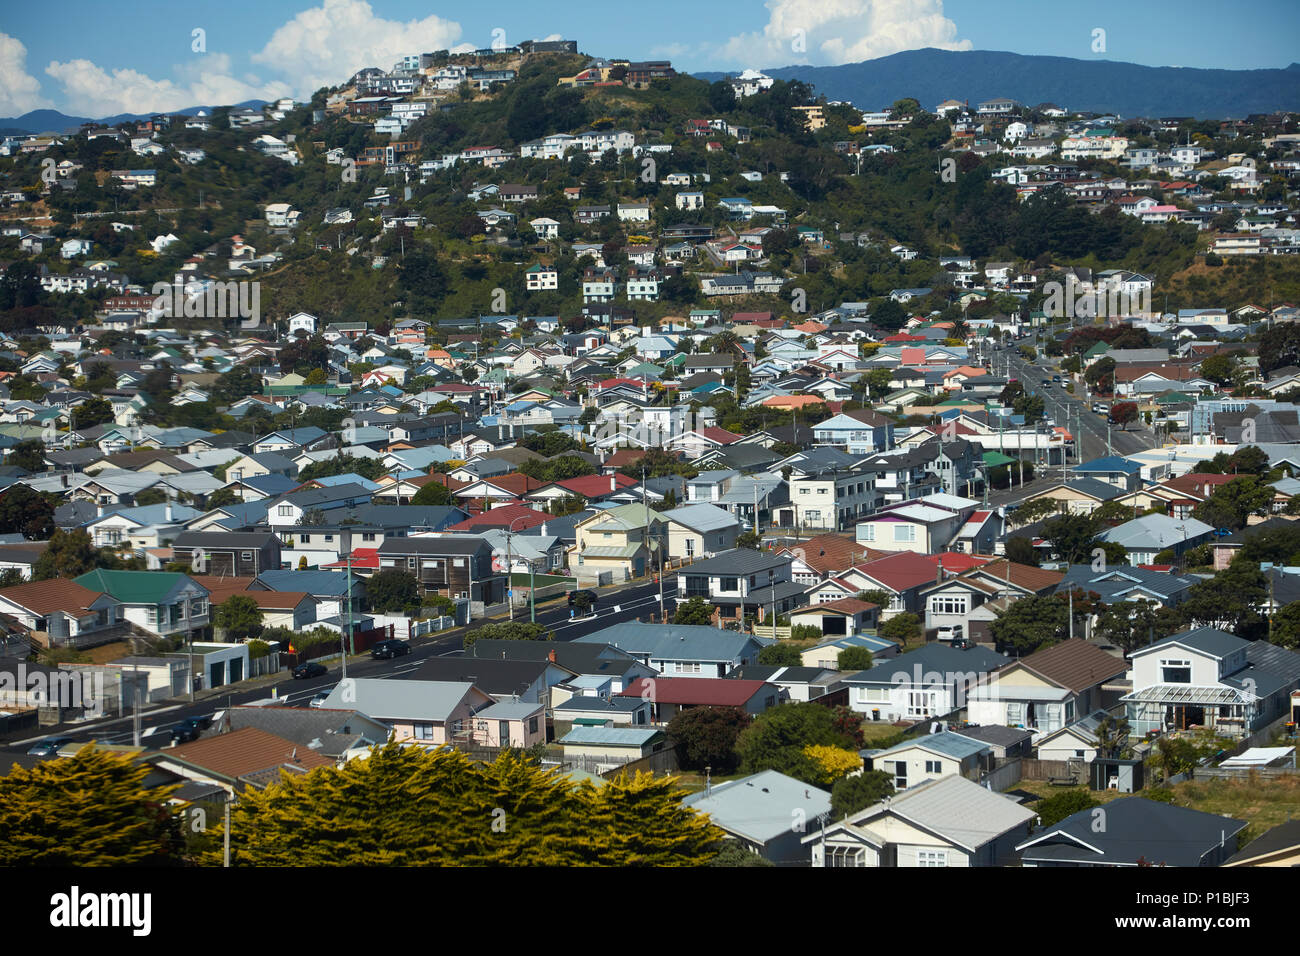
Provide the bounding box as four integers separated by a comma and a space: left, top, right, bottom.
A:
2, 577, 676, 755
998, 343, 1159, 465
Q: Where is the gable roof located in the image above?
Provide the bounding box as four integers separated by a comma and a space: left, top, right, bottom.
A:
1017, 797, 1247, 866
1011, 639, 1128, 693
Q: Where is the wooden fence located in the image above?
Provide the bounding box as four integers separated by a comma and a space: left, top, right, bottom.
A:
1019, 758, 1083, 783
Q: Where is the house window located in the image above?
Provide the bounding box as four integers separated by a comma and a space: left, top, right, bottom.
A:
930, 596, 968, 615
907, 691, 933, 718
412, 722, 435, 740
363, 533, 376, 542
925, 760, 942, 774
408, 558, 417, 569
528, 716, 539, 734
240, 551, 253, 561
324, 535, 334, 542
917, 849, 948, 867
826, 846, 865, 867
861, 525, 875, 541
1160, 659, 1191, 684
894, 525, 916, 543
278, 505, 292, 516
299, 535, 311, 544
719, 577, 739, 592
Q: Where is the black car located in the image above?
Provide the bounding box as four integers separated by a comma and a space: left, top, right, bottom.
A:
170, 717, 208, 744
371, 639, 411, 660
292, 661, 328, 679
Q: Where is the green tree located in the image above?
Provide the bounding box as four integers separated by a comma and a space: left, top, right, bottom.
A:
666, 706, 751, 773
1179, 558, 1268, 638
0, 485, 55, 539
213, 594, 264, 642
1192, 476, 1273, 532
758, 643, 803, 666
207, 743, 721, 866
836, 646, 874, 671
879, 612, 921, 646
6, 439, 46, 473
72, 396, 115, 428
1034, 789, 1100, 827
1042, 513, 1102, 563
990, 595, 1068, 655
735, 530, 760, 549
1270, 601, 1300, 649
410, 481, 452, 507
1005, 535, 1040, 567
364, 568, 421, 614
33, 529, 99, 580
830, 770, 893, 820
734, 702, 857, 785
462, 620, 550, 650
673, 596, 714, 626
0, 745, 182, 865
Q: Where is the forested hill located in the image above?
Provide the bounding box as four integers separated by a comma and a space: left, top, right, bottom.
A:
696, 49, 1300, 118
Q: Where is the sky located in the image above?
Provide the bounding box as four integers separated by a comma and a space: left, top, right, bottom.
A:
1, 0, 1297, 118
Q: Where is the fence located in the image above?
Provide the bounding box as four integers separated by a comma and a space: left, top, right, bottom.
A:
1193, 765, 1299, 781
1020, 758, 1083, 783
282, 625, 394, 668
979, 757, 1024, 791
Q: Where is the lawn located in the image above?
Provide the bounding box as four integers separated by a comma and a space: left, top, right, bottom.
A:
1009, 772, 1300, 846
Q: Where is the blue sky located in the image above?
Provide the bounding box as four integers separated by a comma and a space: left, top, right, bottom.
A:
2, 0, 1297, 117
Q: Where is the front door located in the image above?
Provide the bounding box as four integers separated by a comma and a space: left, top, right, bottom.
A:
499, 720, 510, 747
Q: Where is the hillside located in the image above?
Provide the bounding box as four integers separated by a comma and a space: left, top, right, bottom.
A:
696, 49, 1300, 118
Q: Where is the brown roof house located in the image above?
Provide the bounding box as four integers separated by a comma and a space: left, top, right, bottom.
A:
150, 726, 333, 793
0, 578, 122, 649
965, 639, 1128, 737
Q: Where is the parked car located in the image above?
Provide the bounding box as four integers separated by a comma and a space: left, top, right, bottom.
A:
292, 662, 328, 679
170, 717, 208, 744
26, 737, 72, 756
309, 690, 331, 709
371, 639, 411, 660
936, 624, 965, 643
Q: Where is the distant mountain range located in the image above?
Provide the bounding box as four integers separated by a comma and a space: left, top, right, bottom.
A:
695, 49, 1300, 119
0, 101, 269, 135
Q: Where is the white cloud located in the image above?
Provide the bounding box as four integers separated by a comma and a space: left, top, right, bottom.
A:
45, 54, 292, 117
0, 33, 50, 116
252, 0, 464, 94
715, 0, 970, 68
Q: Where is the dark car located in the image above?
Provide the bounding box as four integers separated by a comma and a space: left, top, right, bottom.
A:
26, 737, 72, 756
371, 639, 411, 660
292, 662, 328, 679
170, 717, 209, 744
568, 589, 598, 610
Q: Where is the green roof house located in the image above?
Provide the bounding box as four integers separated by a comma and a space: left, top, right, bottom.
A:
74, 570, 210, 638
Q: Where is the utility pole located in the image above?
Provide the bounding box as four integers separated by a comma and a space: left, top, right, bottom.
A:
342, 552, 352, 679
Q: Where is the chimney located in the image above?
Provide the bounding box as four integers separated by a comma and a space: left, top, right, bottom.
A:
97, 503, 104, 518
610, 476, 617, 493
165, 503, 173, 523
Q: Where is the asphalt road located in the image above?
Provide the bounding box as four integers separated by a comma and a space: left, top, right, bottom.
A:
5, 578, 675, 755
998, 346, 1158, 465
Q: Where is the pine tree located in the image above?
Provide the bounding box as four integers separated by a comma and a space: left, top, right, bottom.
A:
0, 745, 182, 866
573, 771, 724, 866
